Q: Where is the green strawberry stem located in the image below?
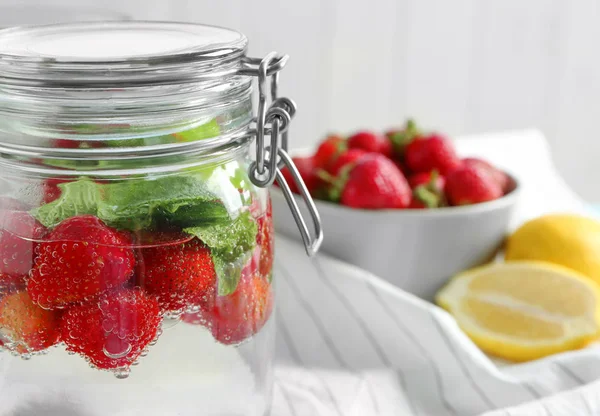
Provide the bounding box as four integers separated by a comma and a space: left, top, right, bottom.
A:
413, 169, 448, 208
320, 163, 355, 203
428, 170, 439, 189
413, 186, 439, 208
334, 139, 348, 159
315, 169, 337, 185
390, 118, 422, 155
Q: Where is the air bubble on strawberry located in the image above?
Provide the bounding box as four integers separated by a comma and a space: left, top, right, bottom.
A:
256, 200, 274, 280
0, 291, 61, 353
138, 238, 217, 312
185, 263, 273, 346
60, 288, 161, 371
27, 215, 134, 309
246, 197, 273, 280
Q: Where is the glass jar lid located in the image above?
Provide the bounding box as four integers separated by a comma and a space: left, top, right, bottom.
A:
0, 21, 248, 86
0, 21, 254, 150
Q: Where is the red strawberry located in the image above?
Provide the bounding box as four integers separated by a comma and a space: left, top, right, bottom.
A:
408, 171, 446, 190
42, 178, 70, 204
189, 271, 273, 345
445, 165, 503, 206
0, 197, 30, 212
60, 289, 161, 369
248, 197, 273, 280
408, 198, 427, 209
314, 135, 346, 169
339, 154, 411, 209
378, 139, 394, 159
405, 134, 461, 175
52, 139, 81, 149
278, 156, 318, 195
27, 215, 134, 309
256, 200, 274, 280
293, 156, 318, 191
347, 131, 384, 153
278, 168, 296, 193
0, 211, 46, 290
0, 291, 61, 352
138, 238, 217, 312
462, 158, 510, 193
327, 149, 368, 176
393, 160, 410, 176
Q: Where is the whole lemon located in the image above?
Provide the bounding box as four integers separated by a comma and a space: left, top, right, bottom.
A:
505, 214, 600, 285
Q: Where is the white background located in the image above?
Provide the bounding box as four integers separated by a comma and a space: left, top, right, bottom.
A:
1, 0, 599, 200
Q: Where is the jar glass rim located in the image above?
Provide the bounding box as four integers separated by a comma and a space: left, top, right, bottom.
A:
0, 131, 255, 178
0, 21, 249, 87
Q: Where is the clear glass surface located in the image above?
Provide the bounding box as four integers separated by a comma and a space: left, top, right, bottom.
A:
0, 21, 274, 416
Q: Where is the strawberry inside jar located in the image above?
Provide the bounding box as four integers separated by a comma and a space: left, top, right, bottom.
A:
0, 21, 320, 416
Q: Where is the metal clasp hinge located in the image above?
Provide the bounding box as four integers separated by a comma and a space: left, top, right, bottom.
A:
241, 52, 323, 256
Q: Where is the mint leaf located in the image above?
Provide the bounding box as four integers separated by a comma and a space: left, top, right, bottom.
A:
211, 255, 250, 298
32, 174, 232, 232
98, 175, 230, 231
69, 118, 220, 149
104, 135, 173, 148
185, 211, 257, 295
185, 211, 257, 259
31, 178, 101, 228
172, 119, 221, 142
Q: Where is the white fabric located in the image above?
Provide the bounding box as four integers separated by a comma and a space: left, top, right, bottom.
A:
271, 129, 600, 416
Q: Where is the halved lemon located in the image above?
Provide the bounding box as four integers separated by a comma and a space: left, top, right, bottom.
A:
436, 261, 600, 362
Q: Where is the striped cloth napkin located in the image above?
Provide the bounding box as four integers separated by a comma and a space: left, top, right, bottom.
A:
270, 130, 600, 416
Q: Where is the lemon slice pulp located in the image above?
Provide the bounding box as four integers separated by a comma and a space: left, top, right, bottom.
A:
436, 261, 600, 362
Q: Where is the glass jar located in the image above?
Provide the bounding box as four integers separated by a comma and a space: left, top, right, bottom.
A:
0, 22, 322, 416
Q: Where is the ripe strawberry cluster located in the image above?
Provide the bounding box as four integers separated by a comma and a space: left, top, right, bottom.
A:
279, 119, 513, 209
0, 200, 273, 372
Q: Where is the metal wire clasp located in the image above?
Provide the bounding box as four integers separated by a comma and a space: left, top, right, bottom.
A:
241, 52, 323, 256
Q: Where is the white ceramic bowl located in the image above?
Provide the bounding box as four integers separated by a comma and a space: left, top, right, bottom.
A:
272, 169, 520, 301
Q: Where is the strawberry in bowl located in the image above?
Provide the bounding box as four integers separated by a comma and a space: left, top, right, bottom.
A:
272, 119, 519, 300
